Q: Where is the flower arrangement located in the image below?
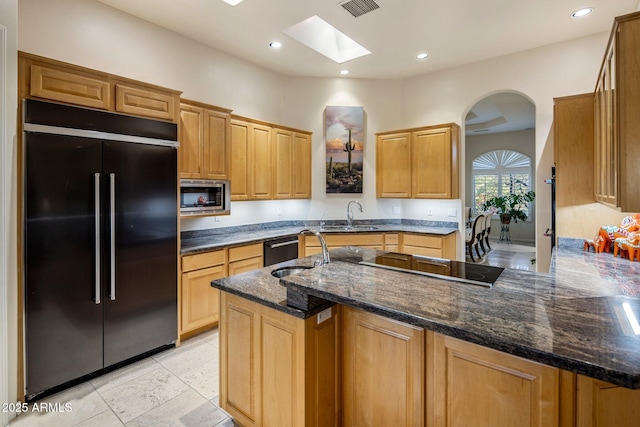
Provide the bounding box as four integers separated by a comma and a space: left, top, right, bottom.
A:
481, 191, 536, 223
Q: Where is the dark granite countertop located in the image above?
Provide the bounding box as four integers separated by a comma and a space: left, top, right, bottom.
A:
180, 219, 458, 255
211, 242, 640, 389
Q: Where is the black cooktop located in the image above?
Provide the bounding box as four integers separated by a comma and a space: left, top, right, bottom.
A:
360, 252, 504, 288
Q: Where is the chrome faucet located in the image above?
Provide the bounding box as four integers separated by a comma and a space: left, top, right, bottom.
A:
299, 229, 330, 266
346, 201, 363, 229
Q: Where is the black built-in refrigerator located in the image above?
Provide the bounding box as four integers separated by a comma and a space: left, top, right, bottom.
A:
23, 99, 178, 400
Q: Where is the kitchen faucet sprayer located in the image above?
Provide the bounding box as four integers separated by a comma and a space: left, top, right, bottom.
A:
299, 229, 331, 266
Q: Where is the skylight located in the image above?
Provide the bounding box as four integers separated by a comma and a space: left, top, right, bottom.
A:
282, 15, 371, 64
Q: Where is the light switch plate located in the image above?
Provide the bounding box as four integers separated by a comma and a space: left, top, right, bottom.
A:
448, 208, 457, 217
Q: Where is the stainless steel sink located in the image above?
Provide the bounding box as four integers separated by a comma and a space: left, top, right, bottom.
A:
321, 225, 379, 231
270, 265, 314, 278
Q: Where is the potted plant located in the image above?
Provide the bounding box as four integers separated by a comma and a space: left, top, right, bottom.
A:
481, 191, 536, 224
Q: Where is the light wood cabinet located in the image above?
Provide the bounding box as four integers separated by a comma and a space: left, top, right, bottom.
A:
576, 375, 640, 427
220, 292, 340, 427
376, 124, 459, 199
228, 243, 263, 276
303, 233, 385, 256
593, 11, 640, 211
384, 233, 399, 252
430, 333, 560, 427
272, 128, 312, 199
180, 249, 227, 338
179, 100, 231, 180
343, 306, 424, 427
230, 117, 272, 201
400, 232, 456, 260
376, 132, 412, 198
19, 52, 181, 122
554, 94, 595, 207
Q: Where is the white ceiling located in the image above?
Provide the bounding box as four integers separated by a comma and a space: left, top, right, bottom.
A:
466, 93, 535, 135
96, 0, 638, 80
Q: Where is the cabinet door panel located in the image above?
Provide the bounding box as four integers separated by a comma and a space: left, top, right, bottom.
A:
230, 120, 250, 200
179, 105, 203, 178
432, 333, 559, 427
576, 375, 640, 427
228, 256, 263, 276
293, 132, 312, 199
181, 265, 225, 334
30, 64, 111, 110
412, 128, 452, 198
274, 129, 294, 199
203, 109, 230, 179
115, 84, 175, 121
250, 124, 272, 200
376, 132, 412, 198
343, 306, 424, 427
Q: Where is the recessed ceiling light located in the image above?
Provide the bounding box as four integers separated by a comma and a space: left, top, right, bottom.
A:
269, 41, 282, 49
222, 0, 243, 5
282, 15, 371, 64
571, 7, 593, 18
416, 52, 429, 60
340, 69, 350, 75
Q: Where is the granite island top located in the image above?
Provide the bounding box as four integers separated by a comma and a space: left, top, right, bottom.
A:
211, 242, 640, 389
180, 219, 458, 255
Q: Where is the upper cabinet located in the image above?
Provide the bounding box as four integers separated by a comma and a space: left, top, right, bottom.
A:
376, 123, 460, 199
231, 116, 312, 202
19, 52, 181, 123
179, 100, 231, 180
594, 11, 640, 211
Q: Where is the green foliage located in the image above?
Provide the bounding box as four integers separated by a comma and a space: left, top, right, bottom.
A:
481, 191, 536, 223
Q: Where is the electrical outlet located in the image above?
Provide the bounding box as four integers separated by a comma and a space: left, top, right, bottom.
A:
427, 208, 433, 216
317, 307, 332, 324
214, 216, 221, 222
448, 208, 457, 217
277, 206, 283, 216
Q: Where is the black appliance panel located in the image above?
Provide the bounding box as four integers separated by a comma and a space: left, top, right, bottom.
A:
264, 236, 300, 266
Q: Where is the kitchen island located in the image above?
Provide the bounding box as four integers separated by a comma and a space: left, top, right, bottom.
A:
211, 244, 640, 427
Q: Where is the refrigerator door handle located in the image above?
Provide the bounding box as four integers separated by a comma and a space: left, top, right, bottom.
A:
109, 173, 116, 301
94, 173, 101, 304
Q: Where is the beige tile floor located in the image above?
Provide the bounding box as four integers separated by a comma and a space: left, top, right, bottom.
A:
9, 328, 233, 427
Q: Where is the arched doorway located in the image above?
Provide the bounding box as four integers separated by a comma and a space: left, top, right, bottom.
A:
464, 92, 536, 266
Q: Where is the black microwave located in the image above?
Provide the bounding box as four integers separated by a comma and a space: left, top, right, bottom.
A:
180, 179, 230, 216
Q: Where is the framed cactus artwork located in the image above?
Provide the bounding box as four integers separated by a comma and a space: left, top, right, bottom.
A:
324, 106, 365, 193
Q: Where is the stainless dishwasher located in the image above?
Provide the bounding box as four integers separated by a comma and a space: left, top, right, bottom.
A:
263, 236, 299, 266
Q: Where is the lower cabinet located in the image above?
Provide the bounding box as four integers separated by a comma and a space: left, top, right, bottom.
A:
220, 292, 340, 427
430, 333, 560, 427
180, 249, 227, 339
576, 375, 640, 427
303, 233, 385, 256
400, 232, 456, 259
228, 243, 263, 275
342, 306, 424, 427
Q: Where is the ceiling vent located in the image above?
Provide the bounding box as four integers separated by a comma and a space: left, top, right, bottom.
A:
340, 0, 380, 18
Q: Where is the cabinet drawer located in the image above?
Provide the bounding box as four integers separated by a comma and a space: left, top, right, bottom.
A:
182, 249, 227, 272
385, 233, 399, 245
402, 233, 442, 249
115, 84, 176, 121
229, 242, 263, 262
402, 245, 442, 258
309, 233, 384, 247
30, 64, 111, 110
228, 256, 263, 276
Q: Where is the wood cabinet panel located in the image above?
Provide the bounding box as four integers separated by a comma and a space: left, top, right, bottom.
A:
179, 104, 204, 178
115, 84, 176, 121
250, 124, 273, 200
401, 233, 456, 260
576, 375, 640, 427
220, 292, 339, 427
229, 242, 263, 262
293, 132, 312, 199
376, 132, 412, 198
181, 265, 225, 334
229, 256, 264, 276
343, 306, 424, 427
230, 120, 251, 201
431, 333, 559, 427
203, 108, 231, 180
29, 64, 111, 110
412, 126, 458, 199
181, 249, 226, 272
274, 128, 294, 199
553, 94, 595, 207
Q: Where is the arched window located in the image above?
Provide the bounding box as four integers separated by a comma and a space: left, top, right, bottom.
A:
472, 150, 532, 217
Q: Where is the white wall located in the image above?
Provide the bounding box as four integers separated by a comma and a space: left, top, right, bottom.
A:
1, 0, 17, 424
